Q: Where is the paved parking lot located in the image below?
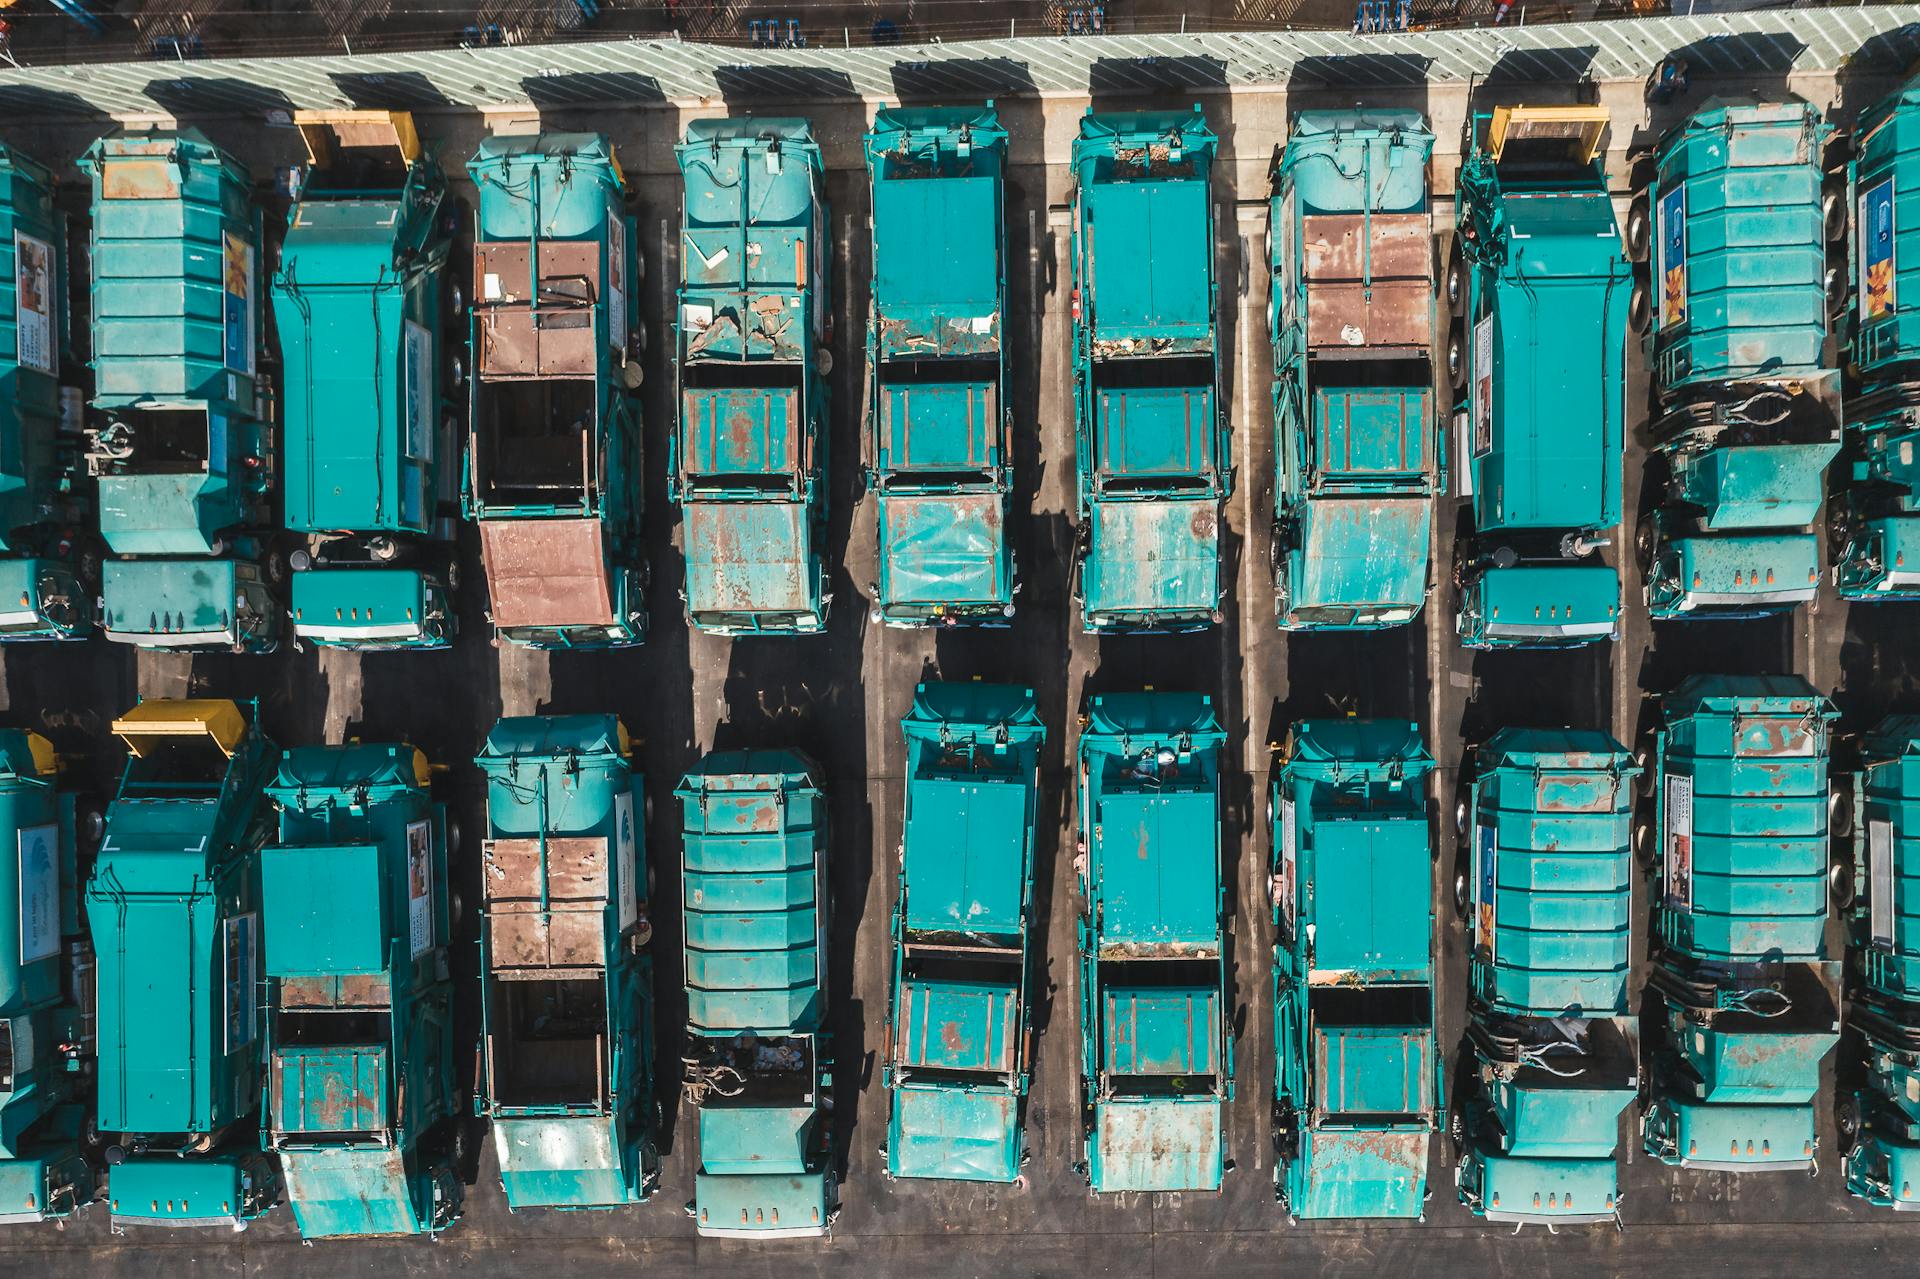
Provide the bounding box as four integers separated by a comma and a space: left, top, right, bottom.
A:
0, 61, 1914, 1278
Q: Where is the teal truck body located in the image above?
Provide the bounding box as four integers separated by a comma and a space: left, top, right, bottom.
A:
863, 106, 1014, 628
1838, 78, 1920, 600
473, 715, 657, 1209
1270, 109, 1437, 631
677, 750, 835, 1236
260, 743, 460, 1238
1070, 110, 1228, 634
278, 112, 458, 651
0, 731, 93, 1222
1838, 716, 1920, 1208
1076, 692, 1230, 1192
1454, 730, 1638, 1227
0, 146, 92, 641
1271, 719, 1438, 1218
1641, 675, 1842, 1172
465, 134, 647, 649
1450, 106, 1626, 649
883, 681, 1044, 1182
80, 132, 282, 653
673, 119, 831, 635
1637, 100, 1841, 620
87, 699, 280, 1229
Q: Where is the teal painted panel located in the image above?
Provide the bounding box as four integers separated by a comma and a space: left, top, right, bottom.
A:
876, 381, 994, 472
876, 492, 1006, 612
292, 566, 441, 648
1093, 790, 1219, 948
692, 1169, 829, 1237
101, 556, 239, 644
1090, 1097, 1222, 1193
886, 1083, 1018, 1183
1084, 497, 1220, 623
871, 176, 1000, 353
1287, 1127, 1427, 1219
901, 774, 1028, 935
272, 1044, 386, 1134
895, 978, 1016, 1072
1308, 817, 1430, 977
279, 1146, 424, 1237
492, 1115, 633, 1209
261, 842, 387, 975
0, 146, 70, 559
1102, 985, 1218, 1076
1467, 1150, 1619, 1223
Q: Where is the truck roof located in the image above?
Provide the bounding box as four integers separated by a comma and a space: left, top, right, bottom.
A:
1083, 175, 1212, 346
903, 773, 1027, 935
1282, 109, 1433, 215
679, 750, 825, 1037
1092, 788, 1220, 949
469, 133, 622, 241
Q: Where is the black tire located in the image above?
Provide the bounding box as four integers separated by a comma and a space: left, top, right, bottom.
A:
1446, 325, 1468, 390
1830, 787, 1855, 840
1451, 868, 1472, 921
1629, 276, 1652, 335
1445, 252, 1467, 317
1634, 816, 1657, 871
1636, 514, 1659, 569
1824, 185, 1849, 245
1830, 859, 1856, 909
1826, 264, 1849, 320
1626, 195, 1651, 264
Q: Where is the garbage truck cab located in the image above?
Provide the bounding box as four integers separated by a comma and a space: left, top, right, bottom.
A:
1836, 717, 1920, 1209
81, 133, 283, 653
473, 715, 657, 1209
278, 111, 460, 651
1271, 719, 1439, 1218
673, 119, 831, 636
1837, 77, 1920, 600
87, 699, 281, 1230
1076, 692, 1231, 1193
1454, 730, 1639, 1227
677, 749, 835, 1236
0, 730, 95, 1221
1269, 109, 1437, 631
1640, 675, 1842, 1173
1069, 110, 1229, 634
0, 146, 94, 641
1632, 100, 1841, 621
1449, 105, 1627, 649
260, 742, 461, 1238
465, 134, 647, 649
883, 681, 1044, 1182
863, 106, 1015, 628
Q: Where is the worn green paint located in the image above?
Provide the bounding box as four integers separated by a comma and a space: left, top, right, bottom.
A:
1642, 102, 1841, 621
1841, 717, 1920, 1208
1456, 729, 1639, 1225
864, 105, 1013, 627
1076, 692, 1230, 1193
1271, 718, 1438, 1218
463, 134, 646, 649
884, 681, 1042, 1183
1648, 101, 1833, 394
677, 749, 835, 1236
473, 715, 656, 1209
1839, 78, 1920, 601
279, 121, 456, 651
1070, 110, 1228, 634
1270, 109, 1436, 631
673, 119, 829, 636
80, 131, 281, 653
261, 743, 460, 1237
0, 731, 92, 1221
0, 146, 90, 641
1641, 675, 1842, 1172
1452, 111, 1626, 649
87, 699, 282, 1228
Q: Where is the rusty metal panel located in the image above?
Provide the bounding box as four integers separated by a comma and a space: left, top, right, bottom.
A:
475, 240, 601, 378
278, 973, 394, 1009
483, 836, 612, 905
98, 156, 181, 200
484, 835, 612, 971
1302, 214, 1432, 350
478, 518, 615, 629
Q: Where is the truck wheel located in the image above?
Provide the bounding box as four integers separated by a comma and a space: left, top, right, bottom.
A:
1444, 252, 1467, 317
1635, 514, 1658, 568
1830, 786, 1854, 840
1830, 860, 1856, 909
1824, 185, 1849, 244
446, 278, 464, 321
1826, 264, 1848, 320
1446, 326, 1467, 389
1837, 1095, 1862, 1151
1629, 277, 1651, 334
1451, 868, 1472, 921
264, 547, 289, 587
1453, 794, 1471, 839
1625, 196, 1651, 264
1633, 744, 1655, 796
814, 347, 835, 378
1633, 816, 1656, 870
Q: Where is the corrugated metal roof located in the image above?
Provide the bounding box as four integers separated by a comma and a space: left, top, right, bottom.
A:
0, 6, 1914, 119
